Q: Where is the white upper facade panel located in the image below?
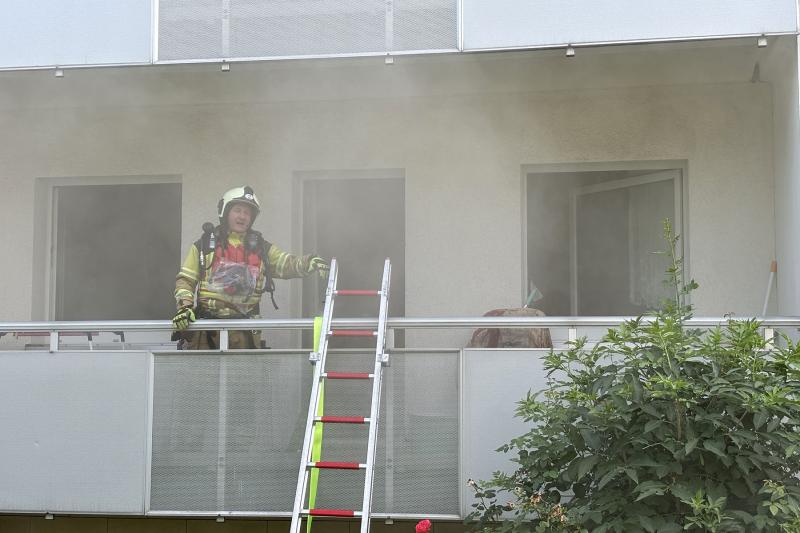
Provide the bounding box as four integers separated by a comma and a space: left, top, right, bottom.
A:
2, 1, 796, 69
0, 0, 152, 69
463, 0, 798, 51
156, 0, 458, 62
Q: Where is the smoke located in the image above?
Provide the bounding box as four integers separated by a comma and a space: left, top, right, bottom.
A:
54, 182, 181, 321
0, 36, 787, 350
300, 173, 405, 349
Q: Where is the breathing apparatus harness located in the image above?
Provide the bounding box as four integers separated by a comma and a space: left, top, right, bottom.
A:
196, 221, 279, 316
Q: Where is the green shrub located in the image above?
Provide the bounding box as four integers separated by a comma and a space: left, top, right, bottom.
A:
468, 222, 800, 532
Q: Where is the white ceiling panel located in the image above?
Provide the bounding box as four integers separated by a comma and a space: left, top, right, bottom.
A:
0, 0, 151, 69
463, 0, 797, 51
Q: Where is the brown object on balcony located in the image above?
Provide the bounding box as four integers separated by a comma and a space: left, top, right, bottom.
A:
467, 308, 553, 348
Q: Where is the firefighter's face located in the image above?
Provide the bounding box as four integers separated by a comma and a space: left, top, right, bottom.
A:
227, 203, 254, 233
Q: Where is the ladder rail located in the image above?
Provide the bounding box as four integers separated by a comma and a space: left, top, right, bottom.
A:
359, 259, 392, 533
289, 259, 339, 533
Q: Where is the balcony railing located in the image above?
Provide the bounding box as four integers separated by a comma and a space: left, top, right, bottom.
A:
0, 316, 796, 519
0, 315, 795, 350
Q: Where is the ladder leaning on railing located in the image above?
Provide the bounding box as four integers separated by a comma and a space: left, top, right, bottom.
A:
289, 258, 392, 533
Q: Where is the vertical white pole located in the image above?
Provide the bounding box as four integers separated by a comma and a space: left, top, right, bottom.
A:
762, 261, 777, 316
217, 358, 228, 511
568, 327, 578, 343
764, 327, 776, 348
49, 331, 59, 352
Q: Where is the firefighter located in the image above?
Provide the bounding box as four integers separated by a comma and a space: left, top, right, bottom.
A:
172, 185, 328, 349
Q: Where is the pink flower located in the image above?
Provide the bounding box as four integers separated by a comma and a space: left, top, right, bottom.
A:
415, 519, 432, 533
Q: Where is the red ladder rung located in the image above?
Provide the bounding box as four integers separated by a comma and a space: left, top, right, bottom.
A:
306, 509, 358, 518
330, 330, 375, 337
317, 416, 368, 424
324, 372, 372, 380
335, 290, 380, 296
311, 461, 364, 470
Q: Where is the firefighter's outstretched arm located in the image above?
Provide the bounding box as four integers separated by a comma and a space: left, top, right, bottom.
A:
268, 243, 329, 279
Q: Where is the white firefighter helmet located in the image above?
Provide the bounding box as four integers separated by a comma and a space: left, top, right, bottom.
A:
217, 185, 261, 225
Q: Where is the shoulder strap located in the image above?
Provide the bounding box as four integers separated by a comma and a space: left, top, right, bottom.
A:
195, 225, 218, 282
244, 230, 278, 310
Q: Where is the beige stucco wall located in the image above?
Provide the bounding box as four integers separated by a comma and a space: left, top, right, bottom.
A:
0, 40, 779, 345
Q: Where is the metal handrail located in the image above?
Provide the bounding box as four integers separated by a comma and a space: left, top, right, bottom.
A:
1, 315, 799, 333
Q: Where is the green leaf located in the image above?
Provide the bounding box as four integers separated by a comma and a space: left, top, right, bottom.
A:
634, 480, 667, 501
685, 438, 699, 455
727, 510, 754, 525
706, 483, 727, 501
642, 404, 660, 417
659, 521, 683, 532
580, 428, 603, 450
754, 411, 768, 430
767, 417, 780, 432
644, 420, 662, 434
770, 503, 779, 516
728, 480, 750, 499
638, 515, 656, 532
631, 375, 644, 403
565, 457, 580, 482
597, 469, 620, 490
703, 439, 727, 459
624, 468, 639, 484
629, 456, 662, 468
734, 456, 751, 475
577, 455, 599, 480
670, 482, 696, 502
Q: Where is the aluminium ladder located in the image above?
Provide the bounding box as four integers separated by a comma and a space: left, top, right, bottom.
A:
289, 258, 392, 533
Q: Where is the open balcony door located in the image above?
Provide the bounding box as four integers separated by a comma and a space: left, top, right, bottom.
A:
570, 170, 683, 316
47, 180, 182, 349
300, 171, 405, 348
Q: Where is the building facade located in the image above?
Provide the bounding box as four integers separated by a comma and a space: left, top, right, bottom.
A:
1, 1, 799, 531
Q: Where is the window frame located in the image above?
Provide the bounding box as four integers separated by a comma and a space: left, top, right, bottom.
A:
521, 160, 688, 316
33, 175, 182, 325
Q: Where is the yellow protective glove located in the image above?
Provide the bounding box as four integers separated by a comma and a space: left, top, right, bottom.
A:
172, 306, 196, 331
307, 256, 330, 279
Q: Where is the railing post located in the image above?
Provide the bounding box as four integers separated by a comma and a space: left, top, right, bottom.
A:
764, 327, 775, 348
217, 357, 228, 512
568, 327, 577, 343
219, 330, 229, 351
49, 331, 59, 352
